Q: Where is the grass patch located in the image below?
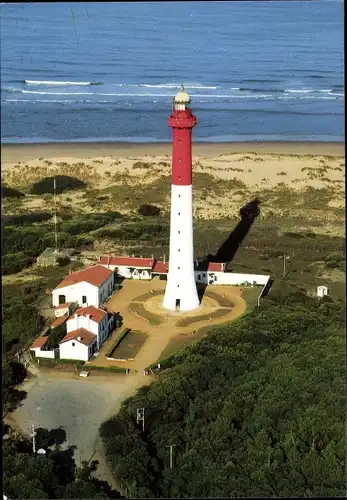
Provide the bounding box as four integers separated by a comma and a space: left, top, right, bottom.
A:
134, 290, 163, 302
204, 291, 234, 308
129, 302, 163, 325
109, 330, 148, 360
157, 331, 207, 362
104, 327, 131, 357
241, 287, 261, 310
176, 308, 229, 327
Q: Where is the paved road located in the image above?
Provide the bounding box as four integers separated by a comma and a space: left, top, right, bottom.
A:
12, 372, 152, 492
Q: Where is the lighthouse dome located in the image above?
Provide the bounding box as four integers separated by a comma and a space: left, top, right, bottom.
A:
174, 84, 191, 104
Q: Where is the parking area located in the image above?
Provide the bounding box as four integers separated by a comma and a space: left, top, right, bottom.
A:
12, 372, 150, 488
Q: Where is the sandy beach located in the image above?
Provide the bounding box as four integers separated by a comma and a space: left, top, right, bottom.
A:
1, 141, 344, 164
2, 141, 344, 229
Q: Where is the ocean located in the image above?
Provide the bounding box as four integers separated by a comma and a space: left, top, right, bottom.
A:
0, 1, 344, 144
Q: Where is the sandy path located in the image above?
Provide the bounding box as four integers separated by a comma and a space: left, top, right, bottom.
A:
91, 280, 246, 371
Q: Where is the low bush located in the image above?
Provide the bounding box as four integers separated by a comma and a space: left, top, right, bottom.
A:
2, 252, 35, 275
30, 175, 87, 195
1, 185, 25, 198
2, 212, 52, 226
138, 204, 161, 217
86, 364, 126, 373
34, 357, 84, 367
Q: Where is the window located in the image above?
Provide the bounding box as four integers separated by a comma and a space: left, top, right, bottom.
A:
82, 295, 87, 304
178, 231, 180, 234
178, 249, 180, 252
177, 284, 180, 287
178, 158, 182, 162
58, 295, 66, 305
178, 194, 181, 198
178, 176, 181, 181
72, 342, 75, 347
177, 266, 180, 270
178, 212, 180, 216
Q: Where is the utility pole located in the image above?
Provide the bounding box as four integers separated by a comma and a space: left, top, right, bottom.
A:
167, 444, 176, 469
136, 408, 145, 432
53, 177, 58, 252
31, 424, 37, 454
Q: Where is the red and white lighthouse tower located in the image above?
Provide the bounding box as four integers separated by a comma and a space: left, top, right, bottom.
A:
163, 85, 200, 311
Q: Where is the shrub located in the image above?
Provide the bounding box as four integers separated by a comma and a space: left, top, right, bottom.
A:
2, 252, 35, 275
2, 212, 52, 226
137, 204, 161, 217
1, 185, 25, 198
86, 364, 126, 373
57, 256, 71, 267
30, 175, 87, 195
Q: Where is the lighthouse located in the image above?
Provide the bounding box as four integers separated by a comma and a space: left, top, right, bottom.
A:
162, 85, 200, 312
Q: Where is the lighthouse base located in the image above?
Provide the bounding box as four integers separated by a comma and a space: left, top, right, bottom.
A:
162, 283, 200, 312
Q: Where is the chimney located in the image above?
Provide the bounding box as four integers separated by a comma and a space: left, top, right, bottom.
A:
163, 254, 166, 264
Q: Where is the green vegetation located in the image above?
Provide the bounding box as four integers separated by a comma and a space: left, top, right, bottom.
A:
100, 289, 344, 497
1, 184, 25, 198
30, 175, 87, 195
86, 364, 127, 373
4, 425, 120, 498
204, 290, 234, 307
129, 302, 163, 325
105, 327, 131, 357
2, 211, 53, 226
109, 330, 148, 360
157, 331, 207, 363
176, 308, 229, 327
138, 204, 161, 216
134, 290, 163, 302
60, 211, 124, 235
3, 282, 44, 355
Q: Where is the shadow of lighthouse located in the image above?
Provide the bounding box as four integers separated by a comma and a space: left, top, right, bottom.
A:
196, 198, 261, 301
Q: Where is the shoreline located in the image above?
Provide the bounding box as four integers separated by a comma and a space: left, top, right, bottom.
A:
1, 141, 344, 163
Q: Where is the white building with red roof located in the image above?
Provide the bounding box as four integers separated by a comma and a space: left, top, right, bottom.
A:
99, 256, 154, 280
66, 305, 113, 349
59, 328, 97, 362
52, 265, 114, 309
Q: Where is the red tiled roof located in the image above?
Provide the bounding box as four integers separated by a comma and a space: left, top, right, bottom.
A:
74, 306, 106, 324
30, 336, 48, 349
51, 315, 68, 328
207, 262, 225, 272
54, 265, 113, 290
55, 302, 73, 310
99, 256, 154, 268
60, 328, 96, 346
152, 261, 168, 274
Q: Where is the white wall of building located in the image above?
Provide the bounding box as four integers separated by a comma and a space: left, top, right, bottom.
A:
163, 184, 200, 311
66, 313, 110, 348
195, 271, 270, 287
52, 274, 114, 309
29, 347, 56, 359
101, 264, 152, 280
60, 337, 96, 361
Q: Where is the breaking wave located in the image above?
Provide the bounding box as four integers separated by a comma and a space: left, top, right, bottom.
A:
24, 80, 102, 85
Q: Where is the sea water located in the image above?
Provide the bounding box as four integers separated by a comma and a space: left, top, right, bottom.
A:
0, 1, 344, 143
